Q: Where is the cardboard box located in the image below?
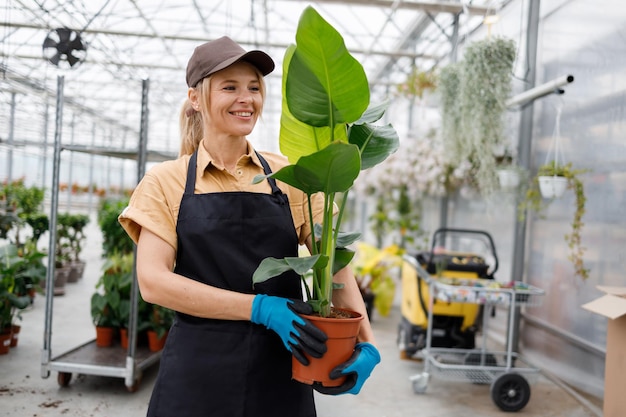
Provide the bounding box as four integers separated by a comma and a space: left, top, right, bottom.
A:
582, 286, 626, 417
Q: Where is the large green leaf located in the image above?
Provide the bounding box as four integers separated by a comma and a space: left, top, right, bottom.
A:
279, 44, 348, 163
252, 255, 326, 285
354, 100, 390, 125
285, 6, 369, 128
348, 123, 400, 170
269, 142, 361, 195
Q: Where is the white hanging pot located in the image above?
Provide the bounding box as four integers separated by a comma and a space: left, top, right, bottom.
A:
538, 176, 567, 198
497, 169, 520, 189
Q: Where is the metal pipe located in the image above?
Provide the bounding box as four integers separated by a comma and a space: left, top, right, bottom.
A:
510, 0, 541, 355
42, 75, 64, 378
506, 74, 574, 108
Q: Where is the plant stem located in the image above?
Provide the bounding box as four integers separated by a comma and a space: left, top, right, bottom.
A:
318, 191, 336, 317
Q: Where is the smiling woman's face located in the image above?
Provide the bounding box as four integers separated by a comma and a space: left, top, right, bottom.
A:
206, 61, 264, 137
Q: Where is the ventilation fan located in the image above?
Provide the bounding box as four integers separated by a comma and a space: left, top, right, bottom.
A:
42, 27, 87, 68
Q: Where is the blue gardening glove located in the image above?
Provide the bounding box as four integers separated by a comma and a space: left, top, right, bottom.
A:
251, 294, 328, 365
312, 342, 381, 395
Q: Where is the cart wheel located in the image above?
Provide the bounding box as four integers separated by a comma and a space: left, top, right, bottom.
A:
490, 372, 530, 412
464, 353, 498, 385
57, 372, 72, 387
126, 378, 141, 393
409, 372, 429, 394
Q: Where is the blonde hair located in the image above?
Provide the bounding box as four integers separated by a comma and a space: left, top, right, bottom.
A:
178, 66, 267, 157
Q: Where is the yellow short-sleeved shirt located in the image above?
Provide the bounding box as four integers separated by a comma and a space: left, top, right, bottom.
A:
119, 139, 324, 251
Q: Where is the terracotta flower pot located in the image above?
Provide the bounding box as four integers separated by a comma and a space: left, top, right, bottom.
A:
0, 329, 13, 355
120, 328, 129, 349
95, 326, 115, 347
292, 308, 363, 387
10, 324, 20, 348
147, 330, 168, 352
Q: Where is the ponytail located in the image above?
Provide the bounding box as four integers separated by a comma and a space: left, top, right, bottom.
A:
179, 98, 203, 157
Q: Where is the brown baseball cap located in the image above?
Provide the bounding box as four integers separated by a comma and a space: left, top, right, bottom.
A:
185, 36, 275, 87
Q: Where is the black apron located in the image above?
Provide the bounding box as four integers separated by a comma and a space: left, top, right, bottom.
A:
147, 151, 316, 417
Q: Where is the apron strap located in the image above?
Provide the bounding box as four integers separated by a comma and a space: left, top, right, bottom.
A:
184, 151, 198, 195
254, 151, 283, 196
184, 149, 284, 197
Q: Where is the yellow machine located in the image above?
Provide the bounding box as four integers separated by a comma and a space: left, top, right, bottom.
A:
397, 228, 498, 359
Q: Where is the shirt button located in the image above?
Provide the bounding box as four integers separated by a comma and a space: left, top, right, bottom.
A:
236, 169, 243, 176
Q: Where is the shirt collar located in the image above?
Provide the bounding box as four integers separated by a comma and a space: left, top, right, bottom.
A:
195, 139, 264, 174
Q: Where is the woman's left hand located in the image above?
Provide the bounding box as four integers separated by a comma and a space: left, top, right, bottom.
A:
312, 342, 381, 395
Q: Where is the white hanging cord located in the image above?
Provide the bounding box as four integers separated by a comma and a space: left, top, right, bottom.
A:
544, 101, 566, 175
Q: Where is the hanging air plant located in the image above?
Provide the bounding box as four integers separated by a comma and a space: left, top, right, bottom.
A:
439, 36, 517, 196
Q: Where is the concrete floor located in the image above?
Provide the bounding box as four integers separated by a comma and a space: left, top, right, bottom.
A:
0, 214, 602, 416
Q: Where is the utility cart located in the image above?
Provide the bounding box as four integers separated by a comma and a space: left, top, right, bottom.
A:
40, 77, 160, 391
400, 228, 545, 412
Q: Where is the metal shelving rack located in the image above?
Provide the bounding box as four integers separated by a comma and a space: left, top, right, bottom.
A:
40, 76, 160, 391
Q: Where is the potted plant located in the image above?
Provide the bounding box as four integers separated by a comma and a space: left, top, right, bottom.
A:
66, 213, 90, 282
251, 6, 399, 386
146, 304, 175, 352
90, 252, 134, 346
0, 244, 32, 353
518, 161, 589, 280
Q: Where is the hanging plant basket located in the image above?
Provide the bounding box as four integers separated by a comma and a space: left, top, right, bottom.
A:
497, 168, 521, 189
538, 175, 567, 198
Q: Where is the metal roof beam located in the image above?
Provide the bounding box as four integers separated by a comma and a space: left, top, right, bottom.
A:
2, 22, 436, 60
302, 0, 493, 16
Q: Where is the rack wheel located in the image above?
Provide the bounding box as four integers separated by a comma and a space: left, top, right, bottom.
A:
410, 372, 429, 394
490, 372, 530, 412
126, 378, 141, 393
57, 372, 72, 387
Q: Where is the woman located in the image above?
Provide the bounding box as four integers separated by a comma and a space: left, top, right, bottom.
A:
119, 36, 379, 416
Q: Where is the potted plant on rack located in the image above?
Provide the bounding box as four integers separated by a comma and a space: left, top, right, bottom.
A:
0, 244, 33, 354
146, 304, 175, 352
252, 6, 399, 387
90, 252, 134, 347
518, 161, 589, 280
66, 213, 90, 282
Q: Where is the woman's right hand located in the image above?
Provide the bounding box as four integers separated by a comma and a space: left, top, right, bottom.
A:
250, 294, 327, 365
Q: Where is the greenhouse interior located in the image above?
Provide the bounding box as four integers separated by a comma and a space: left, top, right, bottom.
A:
1, 0, 624, 416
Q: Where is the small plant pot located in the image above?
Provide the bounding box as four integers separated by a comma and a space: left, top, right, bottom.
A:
95, 326, 115, 347
0, 329, 13, 354
291, 308, 363, 387
120, 328, 129, 349
68, 261, 86, 283
147, 330, 168, 352
497, 169, 520, 189
10, 324, 20, 348
538, 176, 567, 198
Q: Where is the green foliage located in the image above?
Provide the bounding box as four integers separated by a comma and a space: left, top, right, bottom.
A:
150, 304, 176, 339
518, 162, 590, 280
0, 179, 46, 244
91, 252, 134, 327
98, 198, 134, 257
439, 37, 517, 196
396, 68, 437, 99
0, 244, 34, 330
251, 6, 399, 317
